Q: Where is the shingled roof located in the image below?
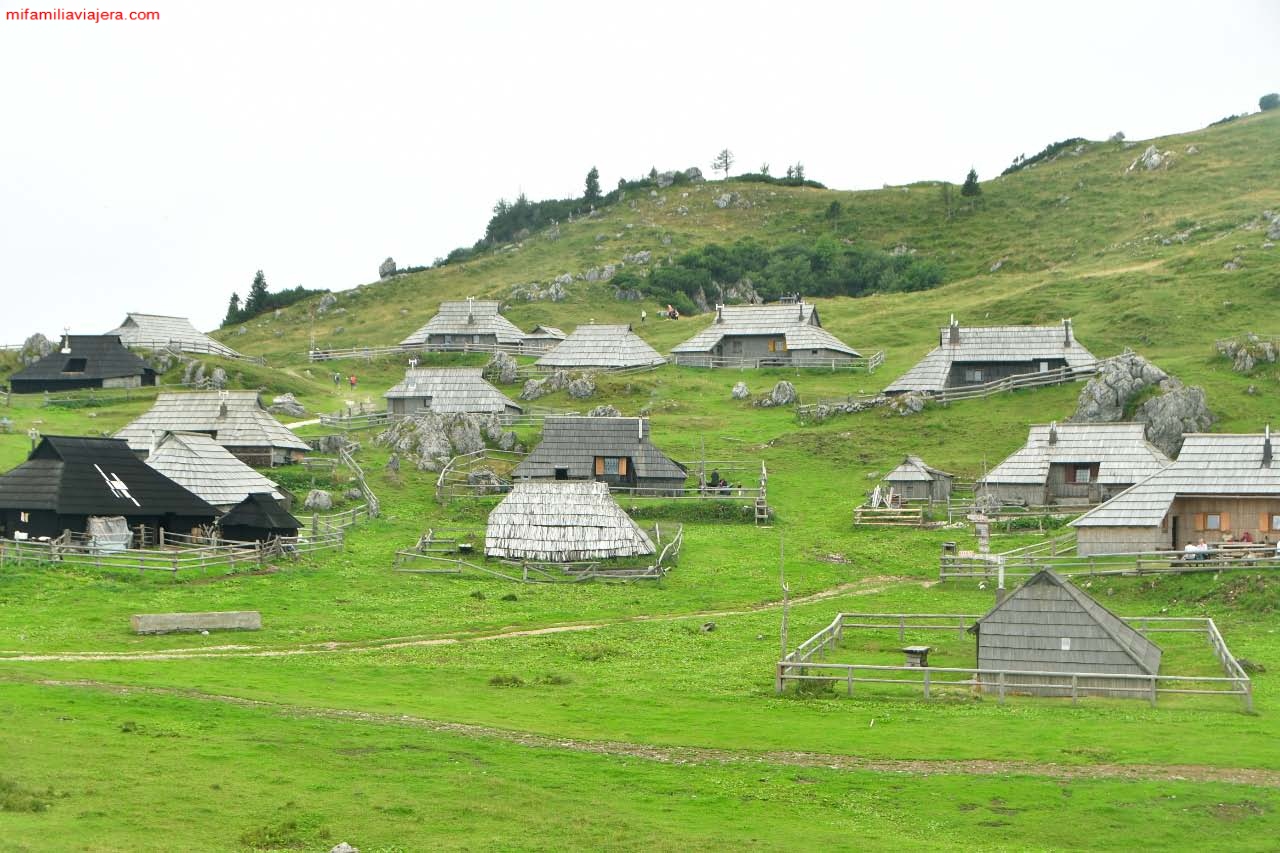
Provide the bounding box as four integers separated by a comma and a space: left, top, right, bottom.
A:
115, 391, 310, 455
219, 492, 301, 534
0, 436, 216, 519
384, 368, 522, 414
671, 302, 860, 357
885, 455, 953, 482
980, 423, 1170, 486
144, 432, 285, 508
485, 481, 655, 561
9, 335, 156, 390
513, 416, 687, 482
885, 319, 1096, 393
970, 569, 1163, 675
1072, 431, 1280, 529
399, 300, 526, 347
106, 313, 241, 358
535, 325, 666, 369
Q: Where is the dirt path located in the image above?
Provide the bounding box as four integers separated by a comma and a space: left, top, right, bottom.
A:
32, 677, 1280, 788
0, 576, 930, 664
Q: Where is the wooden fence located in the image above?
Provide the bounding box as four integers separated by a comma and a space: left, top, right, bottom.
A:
675, 351, 885, 373
120, 338, 266, 365
0, 530, 342, 578
777, 612, 1252, 711
939, 545, 1280, 580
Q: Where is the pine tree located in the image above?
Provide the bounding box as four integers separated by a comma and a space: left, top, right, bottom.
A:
1261, 93, 1280, 112
792, 162, 805, 181
223, 292, 242, 326
244, 270, 269, 315
961, 168, 982, 197
712, 148, 734, 179
584, 167, 601, 203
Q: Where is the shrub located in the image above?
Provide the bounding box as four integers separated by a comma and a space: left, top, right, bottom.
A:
1260, 93, 1279, 112
488, 674, 524, 687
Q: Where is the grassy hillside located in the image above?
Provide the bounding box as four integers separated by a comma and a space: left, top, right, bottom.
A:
2, 112, 1280, 851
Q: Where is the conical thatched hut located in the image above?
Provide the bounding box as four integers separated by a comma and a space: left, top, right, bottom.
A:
485, 481, 655, 562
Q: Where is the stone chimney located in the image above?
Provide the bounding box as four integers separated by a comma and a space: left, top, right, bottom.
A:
466, 296, 475, 324
1264, 425, 1273, 469
1063, 318, 1073, 347
947, 315, 960, 345
1048, 421, 1058, 446
715, 304, 724, 323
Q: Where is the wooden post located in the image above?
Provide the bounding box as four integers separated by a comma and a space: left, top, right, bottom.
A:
923, 670, 931, 700
775, 663, 785, 694
159, 527, 165, 547
1071, 675, 1078, 705
1149, 677, 1157, 707
1243, 680, 1254, 714
997, 671, 1006, 704
898, 615, 905, 643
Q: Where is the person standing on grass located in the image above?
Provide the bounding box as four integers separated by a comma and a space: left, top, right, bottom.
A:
348, 374, 357, 390
332, 371, 341, 387
641, 309, 647, 323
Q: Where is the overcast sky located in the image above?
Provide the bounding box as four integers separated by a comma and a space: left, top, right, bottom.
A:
0, 0, 1275, 343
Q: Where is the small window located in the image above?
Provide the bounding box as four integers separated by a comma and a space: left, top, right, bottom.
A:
19, 511, 29, 523
1060, 637, 1071, 651
1272, 514, 1280, 531
767, 340, 776, 353
1040, 361, 1050, 373
62, 358, 88, 373
1074, 466, 1092, 484
554, 468, 568, 480
603, 457, 621, 476
1206, 514, 1222, 531
964, 369, 984, 383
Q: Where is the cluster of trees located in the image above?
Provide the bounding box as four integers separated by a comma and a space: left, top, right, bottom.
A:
1001, 138, 1087, 176
221, 271, 322, 327
611, 237, 945, 316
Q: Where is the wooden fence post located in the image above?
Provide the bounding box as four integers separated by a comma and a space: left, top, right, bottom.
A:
1149, 677, 1157, 707
923, 670, 931, 700
997, 671, 1006, 705
775, 663, 784, 694
1071, 675, 1078, 705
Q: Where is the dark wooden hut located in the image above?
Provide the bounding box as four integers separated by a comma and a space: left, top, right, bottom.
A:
513, 416, 687, 495
0, 436, 217, 541
218, 492, 301, 542
9, 335, 157, 394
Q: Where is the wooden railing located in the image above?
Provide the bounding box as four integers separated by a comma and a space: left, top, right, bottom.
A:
939, 546, 1280, 580
777, 613, 1252, 711
121, 338, 266, 365
674, 351, 885, 372
337, 444, 381, 518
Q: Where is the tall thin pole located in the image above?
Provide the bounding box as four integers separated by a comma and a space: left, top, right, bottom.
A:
779, 535, 790, 661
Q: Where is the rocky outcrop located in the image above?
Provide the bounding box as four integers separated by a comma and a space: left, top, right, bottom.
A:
268, 393, 306, 417
622, 250, 651, 265
588, 404, 621, 417
1128, 145, 1168, 172
566, 376, 597, 399
1072, 351, 1168, 422
485, 351, 519, 384
378, 257, 396, 279
683, 167, 704, 182
714, 192, 738, 209
19, 333, 54, 366
303, 489, 333, 511
753, 381, 797, 408
466, 467, 505, 495
1216, 334, 1278, 373
209, 367, 228, 390
375, 412, 502, 471
316, 292, 338, 314
805, 395, 889, 421
1135, 382, 1214, 457
521, 370, 569, 401
731, 382, 750, 400
888, 392, 925, 416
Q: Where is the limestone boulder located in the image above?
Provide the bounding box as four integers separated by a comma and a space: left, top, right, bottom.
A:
588, 404, 621, 417
378, 257, 396, 279
268, 393, 307, 418
303, 489, 333, 511
1135, 381, 1214, 457
19, 333, 54, 366
1072, 351, 1168, 422
753, 380, 797, 408
731, 382, 750, 400
485, 351, 519, 384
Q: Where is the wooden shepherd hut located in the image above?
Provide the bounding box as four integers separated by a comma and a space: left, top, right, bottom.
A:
383, 368, 522, 416
115, 391, 310, 466
969, 569, 1162, 698
883, 456, 953, 503
1070, 429, 1280, 556
535, 325, 666, 370
105, 313, 243, 358
399, 298, 526, 351
485, 481, 655, 562
0, 436, 217, 541
143, 431, 289, 511
978, 422, 1170, 507
218, 492, 301, 542
670, 301, 861, 367
513, 416, 687, 495
885, 317, 1096, 394
521, 325, 567, 353
8, 335, 157, 394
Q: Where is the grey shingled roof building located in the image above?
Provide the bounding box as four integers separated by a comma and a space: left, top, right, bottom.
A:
383, 368, 522, 415
485, 481, 655, 562
1071, 430, 1280, 555
535, 325, 666, 370
885, 317, 1096, 394
969, 569, 1162, 698
671, 302, 861, 366
522, 325, 567, 353
116, 391, 310, 467
143, 432, 287, 510
884, 455, 953, 503
513, 416, 687, 494
399, 299, 526, 349
106, 313, 242, 358
979, 422, 1170, 507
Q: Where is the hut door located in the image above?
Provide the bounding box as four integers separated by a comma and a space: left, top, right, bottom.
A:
1171, 516, 1179, 550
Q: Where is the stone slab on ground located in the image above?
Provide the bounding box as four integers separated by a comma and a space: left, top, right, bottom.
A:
131, 611, 263, 635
